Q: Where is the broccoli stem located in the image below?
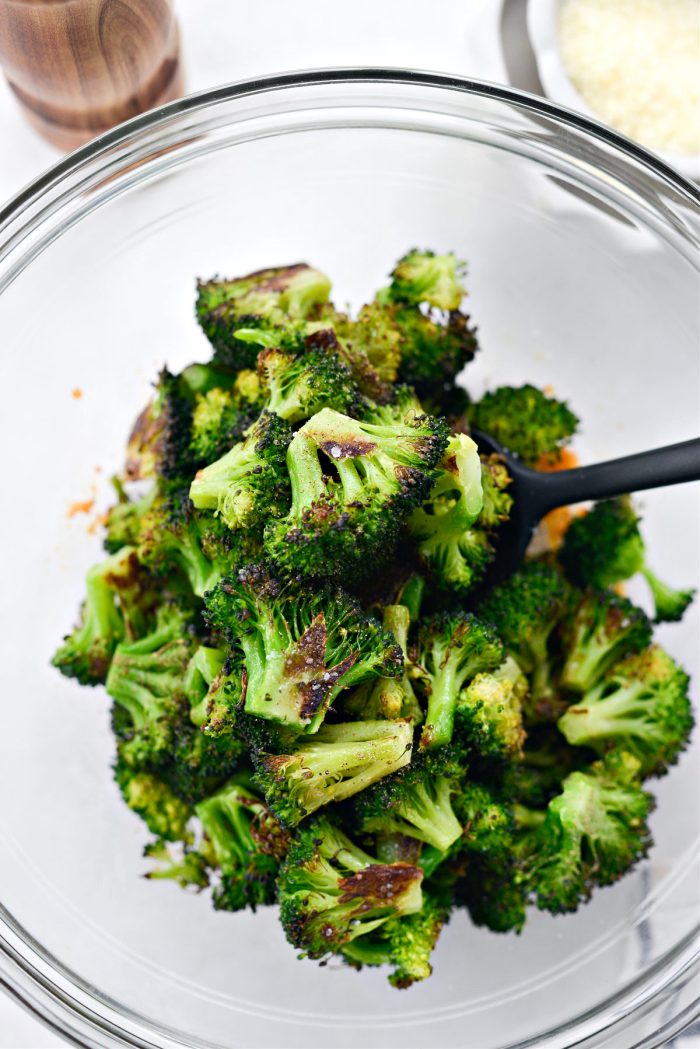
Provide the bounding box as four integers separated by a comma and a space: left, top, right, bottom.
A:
640, 564, 695, 623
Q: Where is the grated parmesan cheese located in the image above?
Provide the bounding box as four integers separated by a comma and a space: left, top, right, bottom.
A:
558, 0, 700, 156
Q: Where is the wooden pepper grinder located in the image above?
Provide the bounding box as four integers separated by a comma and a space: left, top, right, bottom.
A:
0, 0, 183, 150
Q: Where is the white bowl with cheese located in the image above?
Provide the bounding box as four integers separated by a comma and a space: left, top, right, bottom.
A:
527, 0, 700, 181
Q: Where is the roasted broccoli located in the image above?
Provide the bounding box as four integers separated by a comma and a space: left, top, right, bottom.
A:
558, 645, 693, 776
560, 497, 695, 623
470, 384, 578, 467
343, 603, 423, 722
560, 590, 652, 693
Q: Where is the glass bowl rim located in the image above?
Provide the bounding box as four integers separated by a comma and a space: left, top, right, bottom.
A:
0, 67, 698, 1049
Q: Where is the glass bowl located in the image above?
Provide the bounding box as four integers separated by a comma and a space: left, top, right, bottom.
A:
0, 70, 698, 1049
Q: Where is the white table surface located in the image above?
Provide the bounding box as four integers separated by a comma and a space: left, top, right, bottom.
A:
0, 2, 697, 1047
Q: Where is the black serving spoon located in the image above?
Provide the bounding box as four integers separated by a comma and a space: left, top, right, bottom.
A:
471, 430, 700, 582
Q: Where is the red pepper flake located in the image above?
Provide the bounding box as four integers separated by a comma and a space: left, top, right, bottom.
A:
67, 498, 95, 518
71, 388, 83, 399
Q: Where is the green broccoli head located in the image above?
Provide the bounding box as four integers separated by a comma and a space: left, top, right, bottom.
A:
257, 341, 361, 424
415, 612, 505, 749
264, 398, 448, 582
189, 410, 292, 531
332, 301, 404, 383
470, 384, 578, 467
125, 369, 194, 484
454, 850, 528, 933
104, 482, 156, 554
204, 565, 403, 732
52, 547, 155, 685
526, 752, 653, 913
558, 645, 693, 777
455, 667, 526, 763
114, 757, 193, 842
189, 369, 263, 466
451, 782, 515, 856
354, 760, 463, 854
196, 264, 332, 370
560, 590, 652, 694
479, 561, 572, 722
195, 772, 289, 911
277, 817, 423, 959
560, 497, 695, 624
384, 250, 466, 311
254, 719, 414, 827
105, 603, 196, 766
478, 454, 514, 530
501, 724, 592, 809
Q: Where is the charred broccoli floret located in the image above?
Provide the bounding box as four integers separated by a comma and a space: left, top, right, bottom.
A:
469, 384, 578, 467
254, 719, 413, 827
125, 368, 194, 484
560, 497, 695, 623
265, 396, 448, 581
415, 612, 504, 749
189, 369, 263, 465
343, 604, 423, 723
560, 590, 652, 693
455, 664, 526, 762
257, 341, 361, 424
189, 411, 292, 531
114, 758, 192, 842
558, 645, 693, 777
354, 761, 463, 854
204, 565, 403, 732
195, 772, 289, 911
196, 264, 332, 370
277, 817, 423, 959
479, 561, 572, 723
342, 893, 447, 988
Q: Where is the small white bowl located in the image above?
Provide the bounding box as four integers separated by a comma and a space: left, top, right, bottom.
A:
527, 0, 700, 181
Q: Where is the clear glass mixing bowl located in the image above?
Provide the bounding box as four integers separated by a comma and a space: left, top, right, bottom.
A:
0, 70, 698, 1049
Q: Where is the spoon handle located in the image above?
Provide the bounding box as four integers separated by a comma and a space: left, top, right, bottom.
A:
536, 438, 700, 513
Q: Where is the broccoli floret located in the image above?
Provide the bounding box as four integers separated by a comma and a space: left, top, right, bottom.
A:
254, 719, 414, 827
342, 893, 447, 988
332, 302, 403, 383
204, 565, 403, 732
384, 250, 466, 311
455, 850, 528, 933
165, 724, 247, 806
560, 590, 652, 693
183, 644, 231, 728
343, 604, 423, 722
195, 773, 289, 911
355, 763, 463, 853
196, 264, 332, 370
470, 385, 579, 467
558, 645, 693, 777
478, 454, 514, 530
501, 725, 592, 809
189, 411, 292, 531
114, 757, 192, 842
189, 370, 263, 465
137, 487, 256, 598
264, 398, 448, 581
455, 666, 526, 762
525, 752, 653, 913
277, 817, 423, 959
143, 839, 209, 890
105, 603, 196, 765
479, 561, 572, 723
125, 369, 194, 484
452, 783, 515, 855
415, 612, 504, 749
257, 342, 361, 424
52, 547, 153, 685
560, 497, 695, 623
104, 480, 156, 554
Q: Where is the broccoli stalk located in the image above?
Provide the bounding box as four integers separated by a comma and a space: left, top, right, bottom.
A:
558, 645, 693, 777
560, 497, 695, 623
189, 411, 292, 531
469, 384, 579, 467
195, 773, 289, 911
560, 590, 652, 693
254, 719, 414, 826
277, 817, 423, 959
204, 565, 403, 732
415, 612, 504, 749
343, 604, 423, 722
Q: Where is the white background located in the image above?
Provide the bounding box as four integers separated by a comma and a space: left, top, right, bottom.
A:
0, 1, 696, 1047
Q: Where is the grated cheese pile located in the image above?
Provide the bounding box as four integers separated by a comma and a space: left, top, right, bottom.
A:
558, 0, 700, 156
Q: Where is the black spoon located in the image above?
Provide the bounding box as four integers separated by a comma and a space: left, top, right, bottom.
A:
471, 430, 700, 582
